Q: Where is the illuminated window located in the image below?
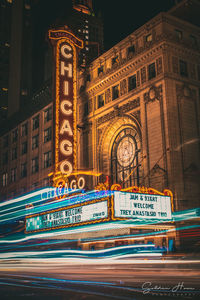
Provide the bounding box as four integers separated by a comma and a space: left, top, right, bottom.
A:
44, 151, 52, 168
145, 34, 152, 42
21, 162, 27, 178
3, 135, 8, 147
44, 107, 52, 123
128, 74, 136, 91
32, 157, 39, 174
179, 60, 188, 77
44, 127, 52, 143
2, 172, 8, 187
21, 123, 28, 136
11, 147, 17, 160
2, 152, 8, 165
148, 62, 156, 80
112, 84, 119, 100
12, 128, 18, 143
32, 135, 39, 150
21, 141, 27, 155
98, 94, 104, 108
32, 115, 39, 130
11, 168, 16, 183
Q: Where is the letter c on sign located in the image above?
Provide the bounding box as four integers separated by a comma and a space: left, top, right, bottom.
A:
60, 161, 73, 176
61, 44, 72, 59
60, 100, 72, 115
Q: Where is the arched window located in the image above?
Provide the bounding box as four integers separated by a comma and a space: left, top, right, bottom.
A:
111, 127, 141, 188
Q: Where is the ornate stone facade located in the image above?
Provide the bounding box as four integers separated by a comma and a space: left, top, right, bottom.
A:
77, 11, 200, 211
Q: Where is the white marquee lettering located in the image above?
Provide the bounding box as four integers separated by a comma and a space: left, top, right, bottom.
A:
60, 140, 73, 156
60, 100, 72, 115
61, 62, 72, 77
61, 44, 72, 59
60, 120, 73, 136
60, 160, 73, 176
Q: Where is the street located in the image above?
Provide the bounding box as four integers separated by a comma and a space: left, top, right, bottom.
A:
0, 257, 200, 299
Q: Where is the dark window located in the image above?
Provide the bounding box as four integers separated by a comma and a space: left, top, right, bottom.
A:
21, 141, 27, 155
11, 147, 17, 160
174, 29, 182, 40
11, 168, 16, 183
2, 152, 8, 164
148, 62, 156, 80
32, 157, 39, 174
21, 162, 27, 178
43, 178, 49, 187
112, 85, 119, 100
112, 56, 119, 66
12, 128, 18, 143
32, 115, 39, 130
44, 151, 52, 168
98, 94, 104, 108
32, 182, 38, 190
190, 35, 197, 47
179, 60, 188, 77
44, 127, 52, 143
127, 45, 135, 57
3, 135, 8, 147
44, 107, 52, 123
98, 65, 104, 76
21, 123, 28, 136
84, 102, 88, 116
128, 75, 136, 91
2, 172, 8, 187
86, 74, 91, 82
32, 135, 39, 149
197, 65, 200, 81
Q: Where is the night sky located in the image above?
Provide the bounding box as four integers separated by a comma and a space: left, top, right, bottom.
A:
93, 0, 175, 50
36, 0, 176, 51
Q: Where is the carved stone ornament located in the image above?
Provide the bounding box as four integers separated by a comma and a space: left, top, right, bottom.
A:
144, 85, 161, 103
176, 84, 192, 101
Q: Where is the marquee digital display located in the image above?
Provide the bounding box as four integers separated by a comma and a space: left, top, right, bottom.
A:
113, 191, 172, 220
26, 200, 108, 233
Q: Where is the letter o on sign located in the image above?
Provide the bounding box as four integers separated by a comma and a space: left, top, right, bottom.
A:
60, 161, 73, 176
78, 177, 85, 189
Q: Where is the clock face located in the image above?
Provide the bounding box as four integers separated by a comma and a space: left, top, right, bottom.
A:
117, 136, 135, 167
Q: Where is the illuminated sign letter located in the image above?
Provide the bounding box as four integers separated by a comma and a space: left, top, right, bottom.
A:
60, 100, 72, 115
60, 120, 73, 136
60, 140, 73, 156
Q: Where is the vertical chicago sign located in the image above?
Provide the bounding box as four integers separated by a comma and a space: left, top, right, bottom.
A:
49, 29, 83, 177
